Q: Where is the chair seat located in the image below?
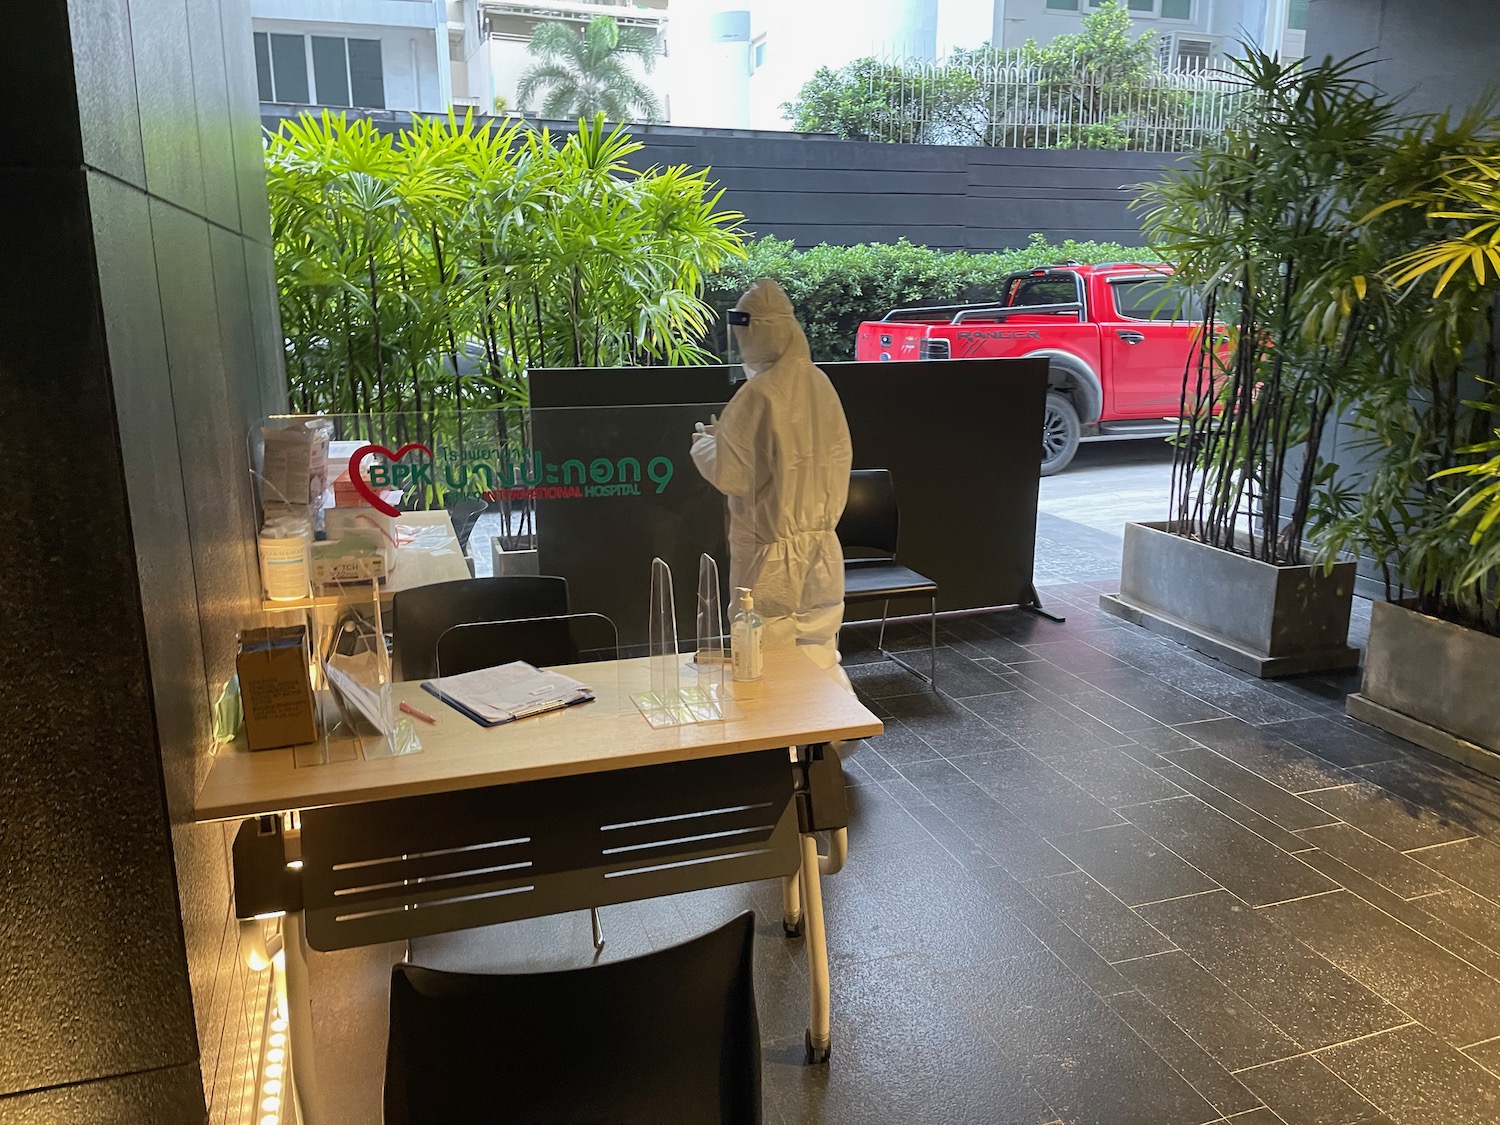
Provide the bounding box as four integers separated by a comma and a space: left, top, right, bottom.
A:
843, 560, 938, 600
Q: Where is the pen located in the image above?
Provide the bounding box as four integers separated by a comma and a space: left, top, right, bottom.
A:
400, 699, 438, 724
511, 698, 571, 720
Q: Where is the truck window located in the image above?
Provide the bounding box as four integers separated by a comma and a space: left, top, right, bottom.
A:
1007, 275, 1080, 307
1110, 278, 1201, 321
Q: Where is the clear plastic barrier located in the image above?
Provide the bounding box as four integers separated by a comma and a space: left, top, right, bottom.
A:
246, 405, 753, 738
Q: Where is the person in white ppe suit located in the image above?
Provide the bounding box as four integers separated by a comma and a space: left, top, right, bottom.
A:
691, 279, 854, 690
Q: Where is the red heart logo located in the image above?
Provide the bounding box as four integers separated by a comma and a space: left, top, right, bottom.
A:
347, 443, 433, 517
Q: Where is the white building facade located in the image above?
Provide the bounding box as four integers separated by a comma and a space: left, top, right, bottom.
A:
253, 0, 1307, 128
252, 0, 453, 112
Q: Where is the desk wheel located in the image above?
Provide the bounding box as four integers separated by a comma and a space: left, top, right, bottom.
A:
782, 914, 803, 938
804, 1029, 831, 1065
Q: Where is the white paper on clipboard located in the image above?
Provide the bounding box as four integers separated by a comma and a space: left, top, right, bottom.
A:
323, 660, 393, 736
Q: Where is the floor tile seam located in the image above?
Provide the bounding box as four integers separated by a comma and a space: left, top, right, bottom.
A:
1142, 888, 1436, 1044
964, 1019, 1067, 1125
963, 763, 1130, 836
1116, 943, 1316, 1062
1305, 1020, 1421, 1057
1400, 835, 1482, 856
1252, 886, 1343, 909
1100, 987, 1270, 1122
1152, 769, 1330, 852
1292, 874, 1500, 988
1111, 795, 1335, 890
1134, 886, 1227, 910
1160, 742, 1349, 814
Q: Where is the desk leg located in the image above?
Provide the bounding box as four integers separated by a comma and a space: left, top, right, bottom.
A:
799, 833, 831, 1064
781, 871, 803, 937
282, 912, 323, 1125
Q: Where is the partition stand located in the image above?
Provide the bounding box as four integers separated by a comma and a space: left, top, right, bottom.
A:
1021, 583, 1067, 624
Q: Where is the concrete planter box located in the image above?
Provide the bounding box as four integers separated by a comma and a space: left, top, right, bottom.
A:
1348, 599, 1500, 779
1099, 520, 1359, 678
491, 539, 540, 577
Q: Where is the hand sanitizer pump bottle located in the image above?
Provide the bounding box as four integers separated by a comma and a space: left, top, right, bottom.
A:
731, 587, 764, 682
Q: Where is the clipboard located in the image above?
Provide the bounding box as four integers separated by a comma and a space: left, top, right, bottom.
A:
420, 681, 593, 727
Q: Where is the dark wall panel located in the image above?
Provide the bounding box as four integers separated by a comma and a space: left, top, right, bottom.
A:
1, 1, 285, 1122
0, 168, 201, 1102
264, 107, 1170, 251
530, 359, 1047, 645
1306, 0, 1500, 118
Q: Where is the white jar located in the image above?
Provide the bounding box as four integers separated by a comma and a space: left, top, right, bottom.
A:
258, 517, 312, 602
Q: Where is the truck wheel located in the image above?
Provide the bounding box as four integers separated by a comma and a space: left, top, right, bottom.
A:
1041, 392, 1081, 476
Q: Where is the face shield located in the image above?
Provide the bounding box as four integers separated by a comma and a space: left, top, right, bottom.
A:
725, 308, 751, 382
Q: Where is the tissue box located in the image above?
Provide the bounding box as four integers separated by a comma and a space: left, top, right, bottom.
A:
312, 535, 389, 589
238, 625, 318, 750
324, 505, 398, 558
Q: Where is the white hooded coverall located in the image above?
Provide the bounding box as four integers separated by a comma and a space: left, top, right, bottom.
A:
691, 279, 854, 689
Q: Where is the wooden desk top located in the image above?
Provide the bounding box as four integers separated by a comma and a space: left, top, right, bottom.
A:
260, 510, 470, 612
194, 647, 883, 822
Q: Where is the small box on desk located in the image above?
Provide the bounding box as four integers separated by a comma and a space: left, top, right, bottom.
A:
238, 625, 318, 750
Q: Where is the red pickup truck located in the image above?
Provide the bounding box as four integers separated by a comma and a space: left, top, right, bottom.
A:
854, 262, 1202, 474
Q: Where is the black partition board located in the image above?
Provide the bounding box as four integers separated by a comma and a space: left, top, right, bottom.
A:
821, 358, 1047, 619
530, 395, 731, 645
528, 359, 1046, 643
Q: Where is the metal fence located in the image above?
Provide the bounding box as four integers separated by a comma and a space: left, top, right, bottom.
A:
858, 54, 1240, 152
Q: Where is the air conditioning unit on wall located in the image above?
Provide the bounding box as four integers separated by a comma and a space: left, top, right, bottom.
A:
1157, 33, 1218, 72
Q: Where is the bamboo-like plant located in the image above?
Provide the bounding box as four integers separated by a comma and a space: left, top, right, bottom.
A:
1310, 101, 1500, 633
1137, 52, 1398, 564
267, 109, 744, 419
266, 110, 743, 536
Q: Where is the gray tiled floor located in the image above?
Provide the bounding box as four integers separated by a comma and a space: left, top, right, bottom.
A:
307, 515, 1500, 1125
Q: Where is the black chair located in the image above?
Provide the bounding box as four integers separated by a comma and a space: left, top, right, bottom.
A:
836, 469, 939, 688
385, 912, 761, 1125
390, 576, 569, 681
435, 613, 619, 677
432, 611, 618, 952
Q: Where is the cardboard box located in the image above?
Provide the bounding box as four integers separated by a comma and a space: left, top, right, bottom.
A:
238, 625, 319, 750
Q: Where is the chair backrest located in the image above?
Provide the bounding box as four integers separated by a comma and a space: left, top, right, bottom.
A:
384, 912, 761, 1125
836, 469, 900, 557
391, 576, 569, 680
435, 613, 619, 676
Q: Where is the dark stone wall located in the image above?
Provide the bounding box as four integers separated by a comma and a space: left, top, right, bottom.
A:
1, 2, 283, 1122
261, 107, 1171, 250
1303, 0, 1500, 597
1306, 0, 1500, 118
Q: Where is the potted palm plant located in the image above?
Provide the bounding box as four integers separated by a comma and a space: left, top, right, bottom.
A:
1312, 101, 1500, 773
1101, 53, 1394, 676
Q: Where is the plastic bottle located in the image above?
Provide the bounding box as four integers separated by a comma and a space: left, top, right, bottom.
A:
258, 516, 313, 602
731, 587, 764, 682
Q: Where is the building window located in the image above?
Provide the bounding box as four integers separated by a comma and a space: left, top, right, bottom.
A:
252, 31, 385, 108
753, 39, 767, 70
1084, 0, 1189, 12
1287, 0, 1309, 30
1045, 0, 1080, 9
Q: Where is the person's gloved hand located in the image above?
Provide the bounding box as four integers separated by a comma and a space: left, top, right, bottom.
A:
692, 414, 718, 440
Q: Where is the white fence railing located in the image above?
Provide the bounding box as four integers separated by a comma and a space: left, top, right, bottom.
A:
852, 55, 1241, 152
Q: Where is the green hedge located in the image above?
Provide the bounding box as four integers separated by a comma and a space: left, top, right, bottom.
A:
702, 233, 1154, 362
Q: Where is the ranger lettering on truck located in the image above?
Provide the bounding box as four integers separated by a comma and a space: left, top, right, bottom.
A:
855, 262, 1206, 474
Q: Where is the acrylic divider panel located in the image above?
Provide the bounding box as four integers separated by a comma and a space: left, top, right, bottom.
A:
248, 406, 732, 649
631, 556, 736, 728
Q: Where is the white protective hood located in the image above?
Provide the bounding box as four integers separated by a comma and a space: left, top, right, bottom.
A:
691, 280, 853, 684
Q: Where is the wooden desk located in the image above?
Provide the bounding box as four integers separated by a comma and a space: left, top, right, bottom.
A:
209, 648, 881, 1122
260, 510, 471, 613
